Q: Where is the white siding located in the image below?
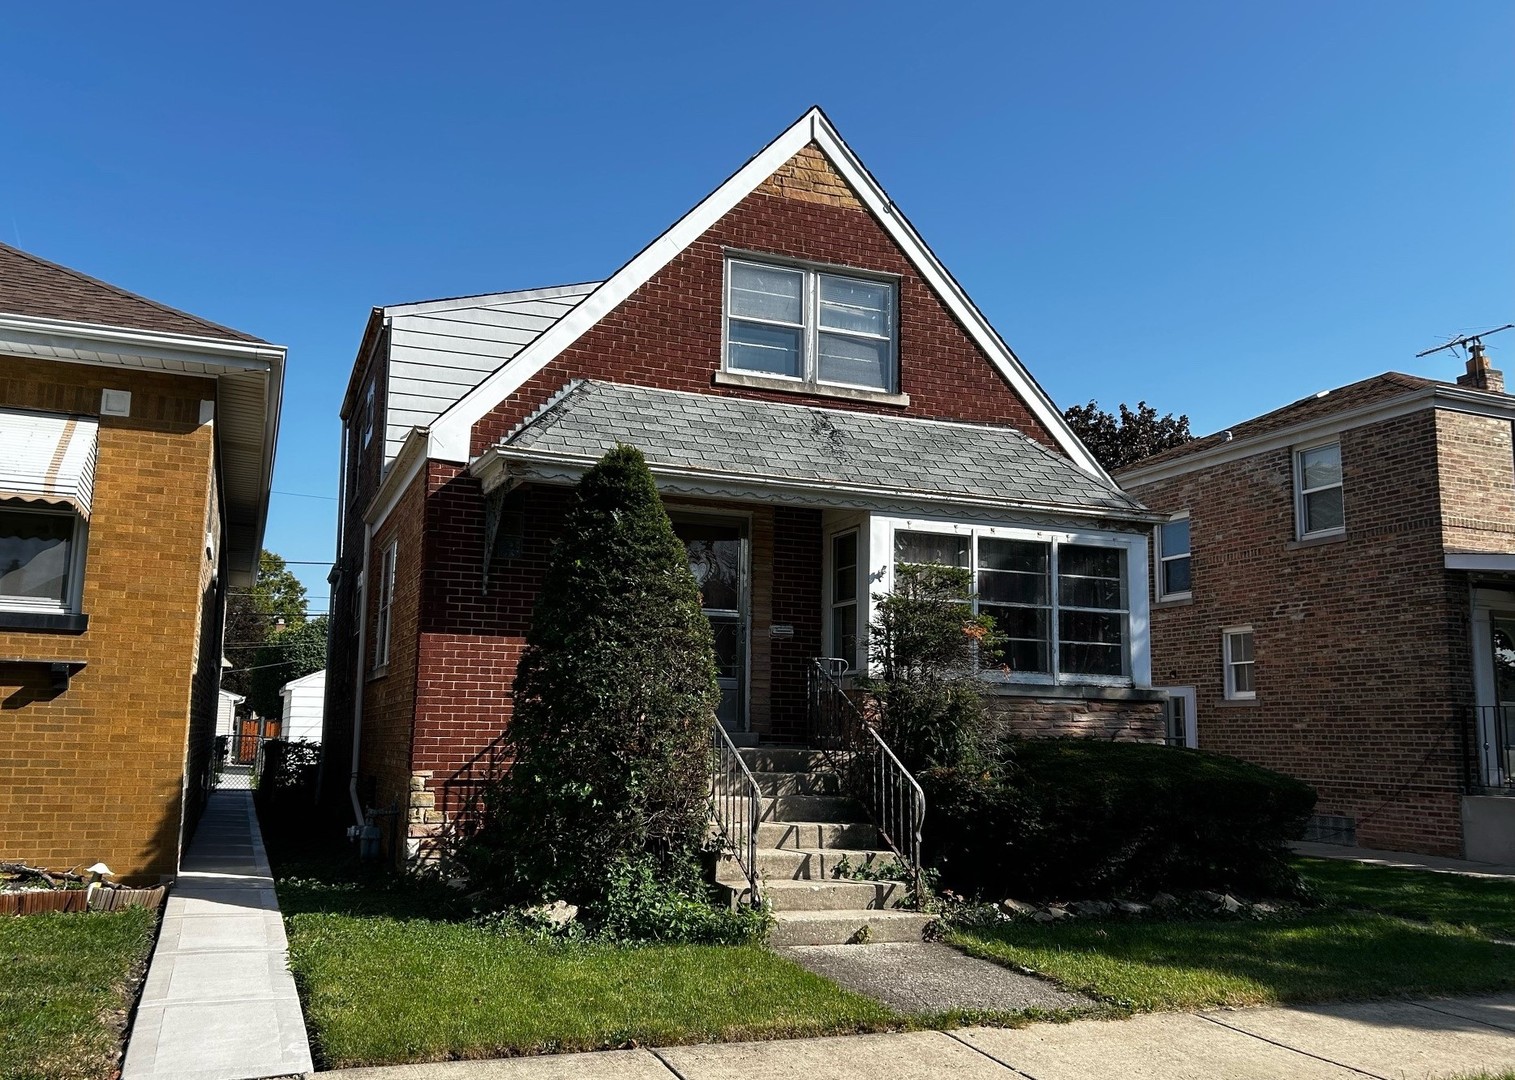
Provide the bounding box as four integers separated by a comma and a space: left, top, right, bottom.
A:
216, 689, 243, 740
279, 669, 326, 743
383, 283, 598, 463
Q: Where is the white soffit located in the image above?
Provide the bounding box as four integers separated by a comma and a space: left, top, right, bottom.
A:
0, 409, 100, 516
426, 108, 1108, 480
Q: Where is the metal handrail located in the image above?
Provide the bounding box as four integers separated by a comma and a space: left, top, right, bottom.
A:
808, 657, 926, 897
1473, 705, 1515, 791
710, 719, 762, 905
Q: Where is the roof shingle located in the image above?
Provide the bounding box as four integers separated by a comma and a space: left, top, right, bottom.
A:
503, 380, 1146, 515
0, 242, 262, 343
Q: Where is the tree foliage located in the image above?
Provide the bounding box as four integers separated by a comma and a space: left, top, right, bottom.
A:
1063, 400, 1194, 472
460, 446, 720, 912
248, 616, 329, 720
224, 550, 309, 698
859, 563, 1004, 774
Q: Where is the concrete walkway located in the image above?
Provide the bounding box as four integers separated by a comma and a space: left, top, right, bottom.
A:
123, 789, 313, 1080
1294, 840, 1515, 879
323, 994, 1515, 1080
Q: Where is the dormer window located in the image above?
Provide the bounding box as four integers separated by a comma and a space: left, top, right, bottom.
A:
724, 257, 897, 393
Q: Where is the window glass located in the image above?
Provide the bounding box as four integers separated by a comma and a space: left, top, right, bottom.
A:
0, 510, 73, 605
727, 322, 802, 378
1225, 629, 1255, 698
1159, 517, 1191, 595
1304, 489, 1344, 533
831, 532, 857, 604
1298, 443, 1344, 536
729, 263, 803, 323
818, 275, 891, 335
895, 531, 969, 568
817, 332, 890, 390
1300, 444, 1341, 489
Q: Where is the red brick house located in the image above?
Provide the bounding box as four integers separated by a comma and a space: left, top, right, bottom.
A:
321, 109, 1167, 865
1119, 349, 1515, 861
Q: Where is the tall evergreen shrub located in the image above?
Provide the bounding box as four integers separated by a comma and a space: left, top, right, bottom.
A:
460, 446, 720, 908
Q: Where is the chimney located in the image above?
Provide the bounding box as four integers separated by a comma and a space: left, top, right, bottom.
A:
1457, 341, 1504, 394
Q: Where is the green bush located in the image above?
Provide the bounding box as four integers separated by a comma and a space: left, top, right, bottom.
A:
923, 739, 1316, 900
254, 738, 321, 830
859, 563, 1004, 773
458, 446, 721, 922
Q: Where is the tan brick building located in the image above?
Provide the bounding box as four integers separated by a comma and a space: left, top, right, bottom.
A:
0, 244, 284, 883
1119, 350, 1515, 860
322, 109, 1167, 867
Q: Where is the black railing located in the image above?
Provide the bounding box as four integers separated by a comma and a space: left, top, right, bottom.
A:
710, 720, 762, 905
1473, 705, 1515, 791
807, 658, 924, 895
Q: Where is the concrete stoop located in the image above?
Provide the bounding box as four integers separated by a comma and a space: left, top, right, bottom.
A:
717, 746, 937, 946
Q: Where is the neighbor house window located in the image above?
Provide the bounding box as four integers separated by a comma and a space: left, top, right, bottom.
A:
361, 380, 376, 447
1223, 627, 1255, 700
725, 258, 897, 393
896, 529, 1130, 681
830, 531, 860, 668
1295, 442, 1344, 539
1156, 513, 1191, 600
373, 541, 396, 670
0, 505, 82, 613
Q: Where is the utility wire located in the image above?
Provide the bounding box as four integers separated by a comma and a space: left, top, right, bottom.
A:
272, 490, 338, 501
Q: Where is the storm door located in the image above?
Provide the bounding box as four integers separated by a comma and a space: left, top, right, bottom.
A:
673, 516, 749, 731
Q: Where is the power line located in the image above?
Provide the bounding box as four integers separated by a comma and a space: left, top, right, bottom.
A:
272, 490, 338, 501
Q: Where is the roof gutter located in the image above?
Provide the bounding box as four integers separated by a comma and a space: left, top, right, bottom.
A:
472, 445, 1165, 524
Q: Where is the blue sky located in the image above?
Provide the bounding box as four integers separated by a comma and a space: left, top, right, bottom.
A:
4, 2, 1511, 607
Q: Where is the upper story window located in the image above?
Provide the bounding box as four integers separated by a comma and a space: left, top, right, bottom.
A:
1156, 513, 1191, 600
373, 541, 396, 671
0, 505, 83, 614
361, 380, 377, 448
895, 527, 1132, 682
1295, 442, 1344, 539
724, 257, 898, 393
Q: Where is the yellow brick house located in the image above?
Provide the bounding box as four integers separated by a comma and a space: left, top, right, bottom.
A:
0, 243, 284, 883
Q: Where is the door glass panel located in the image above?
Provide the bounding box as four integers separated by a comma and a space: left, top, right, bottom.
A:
680, 521, 743, 613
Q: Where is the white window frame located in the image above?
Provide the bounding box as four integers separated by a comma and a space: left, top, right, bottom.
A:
0, 503, 88, 616
373, 541, 396, 670
723, 255, 899, 394
1155, 512, 1192, 601
879, 517, 1150, 688
1223, 626, 1255, 700
1157, 685, 1198, 748
828, 528, 861, 671
1294, 440, 1344, 540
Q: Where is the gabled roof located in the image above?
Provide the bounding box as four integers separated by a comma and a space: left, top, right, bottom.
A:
427, 107, 1110, 481
476, 380, 1148, 519
0, 242, 263, 343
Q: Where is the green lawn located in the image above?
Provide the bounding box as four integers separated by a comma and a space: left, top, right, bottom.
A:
1297, 856, 1515, 938
950, 857, 1515, 1012
0, 908, 158, 1080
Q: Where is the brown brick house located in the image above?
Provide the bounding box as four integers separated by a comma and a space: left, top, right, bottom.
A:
321, 109, 1167, 865
1119, 349, 1515, 861
0, 244, 284, 883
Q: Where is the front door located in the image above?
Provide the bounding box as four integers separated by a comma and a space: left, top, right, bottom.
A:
673, 516, 748, 731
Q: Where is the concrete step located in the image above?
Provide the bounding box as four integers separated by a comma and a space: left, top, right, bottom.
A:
721, 727, 760, 747
715, 848, 901, 883
760, 878, 905, 912
739, 747, 831, 772
757, 821, 883, 850
749, 771, 840, 797
768, 909, 938, 947
765, 795, 867, 823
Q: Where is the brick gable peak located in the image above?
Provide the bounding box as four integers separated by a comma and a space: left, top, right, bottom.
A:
423, 106, 1108, 481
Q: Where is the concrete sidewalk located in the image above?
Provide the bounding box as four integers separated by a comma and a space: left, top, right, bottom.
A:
322, 994, 1515, 1080
123, 789, 313, 1080
1294, 840, 1515, 879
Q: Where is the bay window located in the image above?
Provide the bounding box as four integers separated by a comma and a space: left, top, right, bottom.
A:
893, 526, 1134, 682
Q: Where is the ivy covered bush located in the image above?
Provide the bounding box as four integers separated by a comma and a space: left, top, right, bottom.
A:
458, 446, 758, 942
859, 563, 1004, 774
923, 739, 1317, 901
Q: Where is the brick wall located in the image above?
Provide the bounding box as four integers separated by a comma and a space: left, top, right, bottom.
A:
1437, 409, 1515, 553
0, 356, 220, 882
470, 145, 1063, 456
1131, 408, 1475, 855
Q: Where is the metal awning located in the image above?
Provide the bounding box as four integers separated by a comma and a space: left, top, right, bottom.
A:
0, 410, 99, 517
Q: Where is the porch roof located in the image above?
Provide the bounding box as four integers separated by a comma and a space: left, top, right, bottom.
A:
476, 380, 1150, 519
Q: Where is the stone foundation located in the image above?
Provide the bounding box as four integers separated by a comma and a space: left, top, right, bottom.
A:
405, 770, 447, 868
989, 691, 1166, 743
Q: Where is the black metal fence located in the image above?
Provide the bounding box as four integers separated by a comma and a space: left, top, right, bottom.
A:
1473, 705, 1515, 791
212, 732, 267, 790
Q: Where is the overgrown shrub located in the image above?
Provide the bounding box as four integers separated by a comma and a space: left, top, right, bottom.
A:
458, 446, 721, 919
254, 738, 321, 831
923, 739, 1316, 900
859, 563, 1004, 773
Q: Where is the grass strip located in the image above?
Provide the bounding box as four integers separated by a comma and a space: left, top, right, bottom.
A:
289, 913, 899, 1068
0, 908, 158, 1080
951, 912, 1515, 1012
1296, 856, 1515, 938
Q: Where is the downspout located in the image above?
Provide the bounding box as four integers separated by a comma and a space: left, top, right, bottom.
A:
348, 522, 372, 829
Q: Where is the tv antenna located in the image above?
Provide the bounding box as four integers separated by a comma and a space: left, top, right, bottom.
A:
1416, 324, 1515, 360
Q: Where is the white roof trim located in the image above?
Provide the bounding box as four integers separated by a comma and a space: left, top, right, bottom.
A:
1447, 552, 1515, 573
365, 426, 429, 529
472, 445, 1163, 524
426, 108, 1107, 479
382, 281, 601, 318
0, 410, 99, 517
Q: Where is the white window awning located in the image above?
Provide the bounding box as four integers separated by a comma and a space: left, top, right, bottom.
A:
0, 410, 99, 517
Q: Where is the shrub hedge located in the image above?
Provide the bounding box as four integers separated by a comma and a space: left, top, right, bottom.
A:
922, 739, 1316, 900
